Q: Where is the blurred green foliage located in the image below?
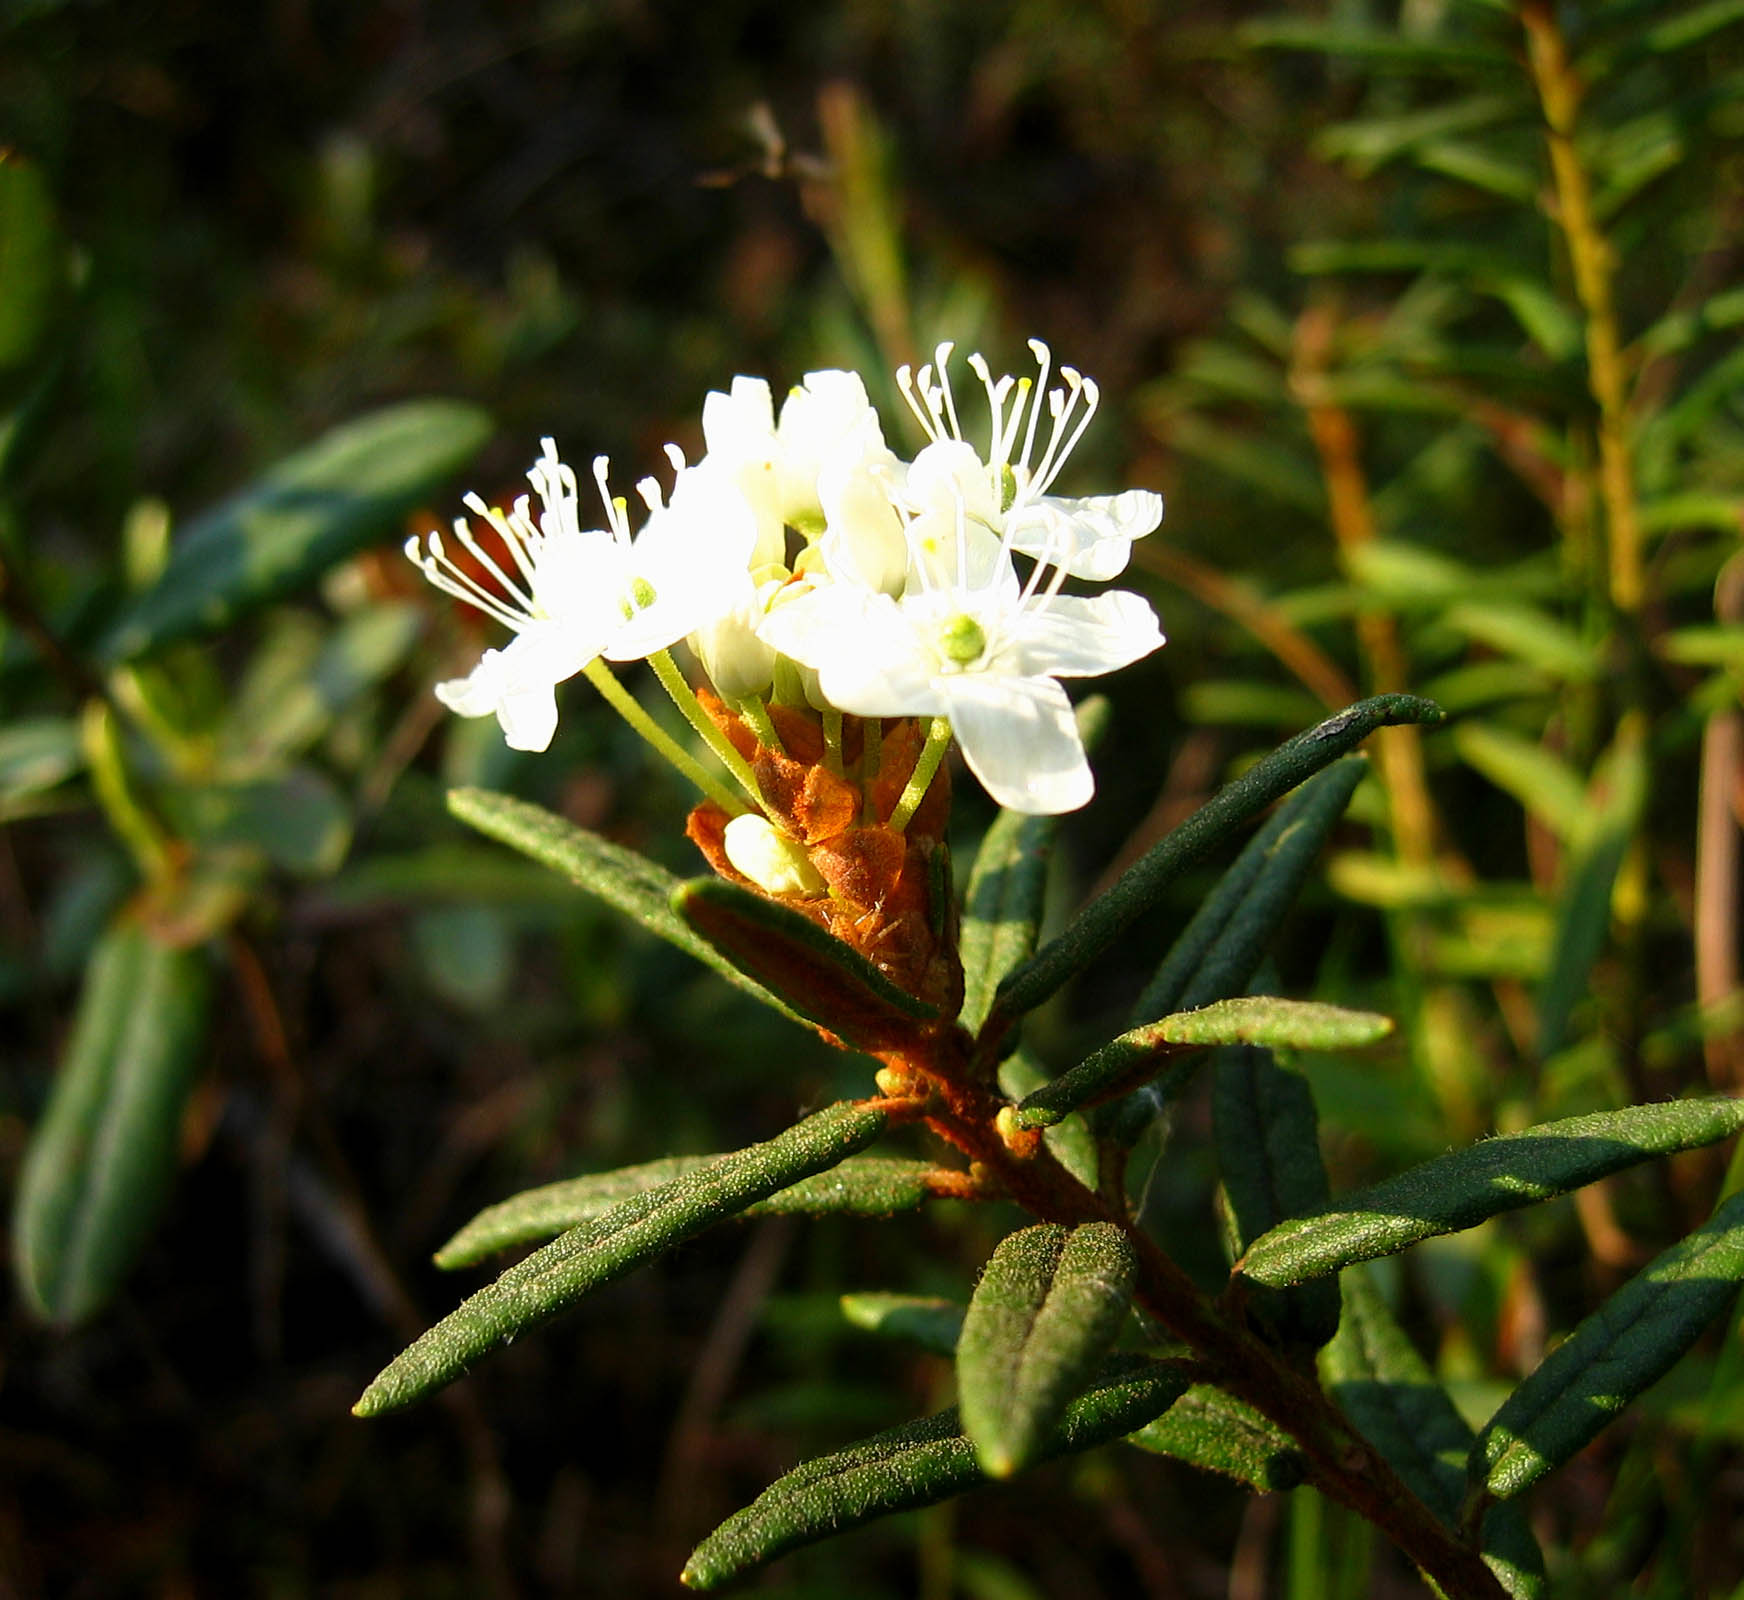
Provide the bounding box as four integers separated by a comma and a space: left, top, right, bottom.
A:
3, 0, 1743, 1595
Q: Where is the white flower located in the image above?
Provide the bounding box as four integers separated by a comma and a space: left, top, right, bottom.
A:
897, 340, 1163, 581
762, 509, 1164, 813
407, 438, 755, 750
701, 368, 905, 587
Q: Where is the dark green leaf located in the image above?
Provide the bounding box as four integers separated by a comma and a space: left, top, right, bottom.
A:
446, 788, 799, 1020
1474, 1189, 1744, 1501
1238, 1098, 1744, 1289
12, 917, 212, 1326
0, 716, 82, 804
165, 767, 352, 875
1325, 1269, 1545, 1599
101, 400, 492, 661
957, 1224, 1139, 1477
1215, 1047, 1340, 1350
1018, 999, 1390, 1132
0, 152, 67, 373
959, 810, 1059, 1036
991, 697, 1442, 1028
1239, 19, 1515, 71
1126, 1383, 1307, 1491
437, 1155, 943, 1268
1537, 725, 1647, 1058
355, 1100, 889, 1416
1133, 758, 1368, 1023
681, 1356, 1189, 1590
839, 1293, 966, 1357
674, 877, 939, 1051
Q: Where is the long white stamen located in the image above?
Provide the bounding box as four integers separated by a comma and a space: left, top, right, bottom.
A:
450, 509, 539, 614
1030, 370, 1100, 498
896, 364, 942, 443
593, 457, 633, 546
1020, 340, 1052, 475
932, 341, 962, 441
406, 534, 533, 633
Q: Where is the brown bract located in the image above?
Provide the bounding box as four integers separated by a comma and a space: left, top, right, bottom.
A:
685, 692, 963, 1022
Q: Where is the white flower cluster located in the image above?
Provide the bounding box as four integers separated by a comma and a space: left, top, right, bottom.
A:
408, 340, 1165, 816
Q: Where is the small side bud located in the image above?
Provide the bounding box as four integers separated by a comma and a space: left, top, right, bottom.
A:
722, 814, 827, 897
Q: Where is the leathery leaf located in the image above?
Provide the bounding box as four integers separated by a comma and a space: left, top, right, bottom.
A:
436, 1155, 941, 1268
1325, 1268, 1545, 1599
1016, 998, 1392, 1130
991, 695, 1442, 1027
674, 877, 939, 1051
1126, 1384, 1307, 1491
957, 1223, 1139, 1478
354, 1100, 887, 1416
446, 788, 798, 1020
1474, 1187, 1744, 1501
1239, 1098, 1744, 1288
681, 1356, 1189, 1590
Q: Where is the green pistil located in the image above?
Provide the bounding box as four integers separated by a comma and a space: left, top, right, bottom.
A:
939, 613, 986, 665
738, 695, 785, 753
888, 717, 953, 834
649, 649, 767, 809
582, 657, 748, 817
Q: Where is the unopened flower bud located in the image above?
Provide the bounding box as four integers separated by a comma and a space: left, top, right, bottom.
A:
722, 814, 827, 897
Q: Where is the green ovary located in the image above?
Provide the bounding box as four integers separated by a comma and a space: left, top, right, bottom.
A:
938, 613, 987, 665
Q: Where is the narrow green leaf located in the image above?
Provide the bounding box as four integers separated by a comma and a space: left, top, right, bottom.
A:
959, 702, 1107, 1035
957, 1224, 1139, 1477
101, 400, 492, 661
1537, 724, 1647, 1059
1214, 1047, 1341, 1350
437, 1154, 942, 1268
1443, 603, 1599, 683
997, 1048, 1099, 1188
1647, 0, 1744, 51
1133, 759, 1368, 1023
992, 697, 1443, 1027
840, 1293, 966, 1357
1239, 19, 1514, 71
0, 151, 67, 373
13, 917, 212, 1326
681, 1356, 1189, 1590
445, 788, 798, 1020
1474, 1189, 1744, 1501
1325, 1268, 1545, 1599
354, 1100, 888, 1416
1126, 1383, 1308, 1491
1018, 1000, 1391, 1131
0, 716, 82, 802
1452, 724, 1589, 842
1238, 1098, 1744, 1289
674, 878, 939, 1050
165, 767, 353, 876
1315, 94, 1519, 174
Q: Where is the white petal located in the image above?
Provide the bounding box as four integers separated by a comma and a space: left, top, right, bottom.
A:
1011, 590, 1165, 679
818, 459, 907, 595
903, 439, 998, 525
760, 586, 944, 718
940, 672, 1092, 813
434, 648, 563, 752
1008, 488, 1163, 580
701, 376, 776, 458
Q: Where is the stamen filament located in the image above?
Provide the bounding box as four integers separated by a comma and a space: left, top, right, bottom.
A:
582, 657, 748, 817
737, 695, 785, 753
648, 649, 767, 808
889, 716, 953, 833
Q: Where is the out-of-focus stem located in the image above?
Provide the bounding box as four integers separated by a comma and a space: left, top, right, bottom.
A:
1291, 304, 1445, 875
1520, 0, 1643, 617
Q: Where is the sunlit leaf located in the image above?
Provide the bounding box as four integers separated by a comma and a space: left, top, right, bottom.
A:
355, 1100, 889, 1417
957, 1223, 1138, 1477
1474, 1188, 1744, 1500
1238, 1098, 1744, 1288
